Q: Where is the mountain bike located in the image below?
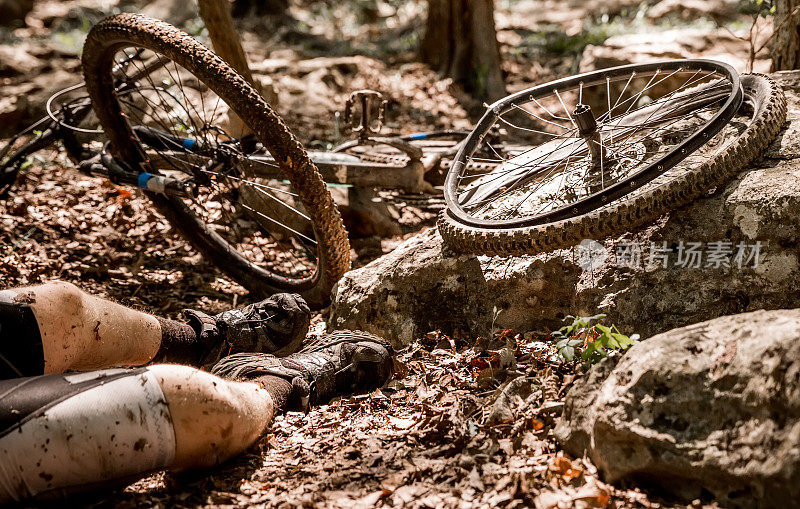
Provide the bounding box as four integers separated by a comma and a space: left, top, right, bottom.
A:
0, 14, 467, 308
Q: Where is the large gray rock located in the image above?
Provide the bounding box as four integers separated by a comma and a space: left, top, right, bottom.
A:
329, 72, 800, 346
554, 309, 800, 507
331, 227, 581, 346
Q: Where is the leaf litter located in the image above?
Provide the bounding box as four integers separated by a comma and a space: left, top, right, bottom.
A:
111, 330, 667, 508
0, 0, 728, 505
0, 156, 669, 506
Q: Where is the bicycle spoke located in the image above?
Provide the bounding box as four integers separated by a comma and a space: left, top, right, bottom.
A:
110, 47, 319, 280
448, 62, 737, 226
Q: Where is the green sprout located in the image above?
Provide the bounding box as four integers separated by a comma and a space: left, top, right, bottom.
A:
552, 313, 638, 364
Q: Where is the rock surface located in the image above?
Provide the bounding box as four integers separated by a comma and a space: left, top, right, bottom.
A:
646, 0, 739, 24
0, 68, 81, 137
331, 227, 581, 347
579, 27, 771, 75
141, 0, 199, 27
554, 309, 800, 507
330, 71, 800, 347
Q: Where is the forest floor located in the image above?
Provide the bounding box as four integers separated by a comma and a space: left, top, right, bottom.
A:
0, 0, 767, 507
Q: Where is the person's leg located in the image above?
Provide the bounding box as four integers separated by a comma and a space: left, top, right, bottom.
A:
0, 364, 287, 502
0, 281, 310, 378
0, 281, 161, 376
147, 365, 289, 470
0, 330, 393, 503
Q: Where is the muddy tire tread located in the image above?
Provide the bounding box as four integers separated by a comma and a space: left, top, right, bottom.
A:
82, 13, 350, 307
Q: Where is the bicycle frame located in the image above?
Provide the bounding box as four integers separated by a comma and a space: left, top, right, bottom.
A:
3, 63, 465, 200
126, 125, 468, 194
3, 117, 457, 200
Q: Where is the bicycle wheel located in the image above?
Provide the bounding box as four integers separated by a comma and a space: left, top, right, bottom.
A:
81, 13, 350, 307
0, 89, 96, 196
439, 65, 786, 256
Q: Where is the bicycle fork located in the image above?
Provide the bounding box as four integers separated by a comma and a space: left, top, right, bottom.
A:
78, 151, 197, 198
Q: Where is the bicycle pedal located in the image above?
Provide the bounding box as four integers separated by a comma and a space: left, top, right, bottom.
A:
343, 89, 387, 138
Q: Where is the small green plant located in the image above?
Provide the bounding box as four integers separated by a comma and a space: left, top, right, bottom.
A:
739, 0, 775, 16
552, 314, 638, 364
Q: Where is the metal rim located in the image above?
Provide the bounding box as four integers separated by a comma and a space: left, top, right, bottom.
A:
444, 59, 742, 229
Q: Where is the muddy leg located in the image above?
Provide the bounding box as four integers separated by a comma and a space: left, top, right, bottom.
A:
0, 364, 286, 502
0, 281, 161, 376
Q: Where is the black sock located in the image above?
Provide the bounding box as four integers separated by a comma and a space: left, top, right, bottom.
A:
153, 317, 201, 365
255, 375, 293, 412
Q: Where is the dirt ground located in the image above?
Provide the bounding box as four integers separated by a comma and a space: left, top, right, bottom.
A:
0, 0, 765, 506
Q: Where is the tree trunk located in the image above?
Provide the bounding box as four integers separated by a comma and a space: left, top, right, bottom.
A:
772, 0, 800, 71
232, 0, 288, 18
420, 0, 506, 101
198, 0, 260, 136
198, 0, 256, 85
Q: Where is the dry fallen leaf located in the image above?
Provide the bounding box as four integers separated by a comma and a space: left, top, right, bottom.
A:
549, 456, 584, 483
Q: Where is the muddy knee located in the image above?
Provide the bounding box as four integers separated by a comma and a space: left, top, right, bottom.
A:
0, 281, 91, 378
20, 281, 93, 373
36, 281, 86, 315
149, 365, 274, 470
0, 365, 273, 503
0, 368, 176, 503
